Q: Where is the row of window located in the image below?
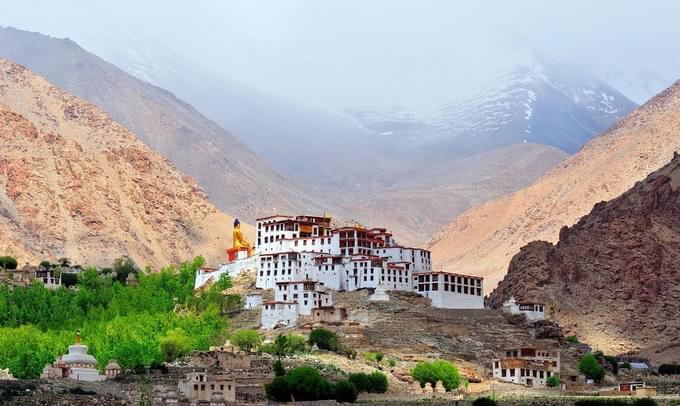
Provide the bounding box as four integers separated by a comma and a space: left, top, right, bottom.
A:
499, 368, 552, 379
416, 282, 483, 296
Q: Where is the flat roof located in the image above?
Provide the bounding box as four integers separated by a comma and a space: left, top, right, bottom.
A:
413, 271, 484, 280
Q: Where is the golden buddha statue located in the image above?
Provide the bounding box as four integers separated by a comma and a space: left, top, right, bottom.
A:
232, 219, 252, 256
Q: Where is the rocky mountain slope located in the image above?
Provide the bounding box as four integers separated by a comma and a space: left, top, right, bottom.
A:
347, 55, 636, 156
428, 79, 680, 290
488, 153, 680, 363
0, 58, 249, 268
0, 26, 324, 222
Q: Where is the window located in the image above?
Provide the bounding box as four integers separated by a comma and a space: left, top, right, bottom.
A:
509, 369, 515, 377
501, 369, 507, 377
194, 384, 198, 391
494, 361, 499, 369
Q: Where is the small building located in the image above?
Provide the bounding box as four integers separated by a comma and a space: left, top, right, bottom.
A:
244, 293, 263, 309
618, 382, 646, 392
413, 271, 484, 309
261, 301, 298, 329
312, 306, 348, 324
502, 297, 546, 320
492, 347, 560, 387
178, 371, 235, 403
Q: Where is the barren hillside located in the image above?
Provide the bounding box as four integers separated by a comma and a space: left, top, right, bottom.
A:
0, 59, 250, 268
489, 153, 680, 363
428, 79, 680, 290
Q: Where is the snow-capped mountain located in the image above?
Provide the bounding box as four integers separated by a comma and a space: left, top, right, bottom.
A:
347, 56, 637, 155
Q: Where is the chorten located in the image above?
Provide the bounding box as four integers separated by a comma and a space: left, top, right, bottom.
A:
369, 284, 390, 302
59, 333, 103, 381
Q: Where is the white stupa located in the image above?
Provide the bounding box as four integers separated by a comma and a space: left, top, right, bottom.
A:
369, 284, 390, 302
58, 333, 103, 381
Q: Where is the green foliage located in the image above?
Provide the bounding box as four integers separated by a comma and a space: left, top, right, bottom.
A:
111, 257, 139, 285
566, 335, 580, 343
273, 359, 286, 377
348, 373, 370, 393
263, 333, 308, 357
659, 364, 680, 375
575, 399, 649, 406
633, 399, 657, 406
286, 366, 334, 401
547, 374, 560, 387
412, 359, 461, 391
0, 256, 229, 378
603, 355, 619, 375
333, 380, 358, 403
39, 261, 51, 269
364, 350, 384, 363
159, 328, 194, 362
472, 397, 498, 406
579, 353, 606, 381
387, 358, 397, 367
308, 328, 340, 352
230, 329, 262, 352
0, 256, 18, 270
61, 272, 78, 287
265, 376, 291, 402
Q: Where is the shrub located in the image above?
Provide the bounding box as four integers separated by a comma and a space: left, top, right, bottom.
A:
566, 335, 579, 343
364, 351, 384, 363
633, 398, 657, 406
472, 397, 498, 406
0, 256, 18, 270
348, 373, 371, 393
112, 257, 139, 284
230, 329, 262, 352
61, 272, 78, 287
286, 367, 333, 401
367, 371, 388, 393
308, 328, 340, 352
39, 260, 51, 269
387, 358, 397, 367
265, 375, 291, 402
273, 359, 286, 377
159, 328, 194, 362
603, 355, 619, 375
412, 359, 461, 391
334, 380, 358, 403
579, 353, 606, 382
546, 374, 560, 387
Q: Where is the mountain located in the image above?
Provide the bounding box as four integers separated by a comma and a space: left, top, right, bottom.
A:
427, 79, 680, 291
0, 26, 324, 222
0, 58, 250, 268
488, 153, 680, 363
326, 143, 569, 246
75, 29, 399, 188
347, 56, 637, 156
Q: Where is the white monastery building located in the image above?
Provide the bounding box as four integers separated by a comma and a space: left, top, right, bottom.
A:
492, 347, 560, 387
195, 214, 484, 329
502, 297, 546, 321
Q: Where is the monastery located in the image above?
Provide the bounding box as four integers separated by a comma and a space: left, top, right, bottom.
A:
195, 215, 484, 329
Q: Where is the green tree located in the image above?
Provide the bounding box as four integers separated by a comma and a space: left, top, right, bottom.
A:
265, 376, 291, 402
579, 353, 605, 382
230, 329, 262, 352
159, 328, 194, 362
367, 371, 388, 393
348, 373, 370, 393
546, 374, 560, 387
286, 367, 333, 401
308, 328, 340, 352
273, 359, 286, 377
566, 335, 579, 343
412, 359, 461, 391
472, 397, 498, 406
112, 257, 139, 285
334, 380, 358, 403
0, 256, 18, 270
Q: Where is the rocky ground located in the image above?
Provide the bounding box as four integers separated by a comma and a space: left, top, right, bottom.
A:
489, 153, 680, 363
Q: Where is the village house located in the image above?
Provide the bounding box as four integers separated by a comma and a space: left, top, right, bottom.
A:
492, 347, 560, 387
195, 214, 486, 329
177, 371, 235, 403
502, 297, 546, 320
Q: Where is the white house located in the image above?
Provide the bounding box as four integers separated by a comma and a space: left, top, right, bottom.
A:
492, 348, 560, 387
502, 297, 546, 320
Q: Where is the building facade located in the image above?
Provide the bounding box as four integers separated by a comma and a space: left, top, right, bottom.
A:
195, 214, 485, 329
502, 297, 546, 320
492, 348, 560, 387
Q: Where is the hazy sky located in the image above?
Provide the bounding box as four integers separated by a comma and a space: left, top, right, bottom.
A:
2, 0, 680, 108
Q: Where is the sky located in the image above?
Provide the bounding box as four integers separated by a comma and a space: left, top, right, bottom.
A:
1, 0, 679, 108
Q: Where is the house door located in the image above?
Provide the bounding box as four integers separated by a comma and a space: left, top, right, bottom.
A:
526, 379, 533, 387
